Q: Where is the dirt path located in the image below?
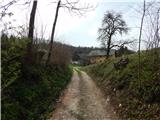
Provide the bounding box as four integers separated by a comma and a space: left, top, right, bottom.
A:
49, 69, 118, 120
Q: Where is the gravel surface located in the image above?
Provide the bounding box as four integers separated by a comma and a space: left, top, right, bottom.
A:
49, 69, 119, 120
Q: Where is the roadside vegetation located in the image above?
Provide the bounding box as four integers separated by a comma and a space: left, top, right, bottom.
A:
1, 35, 72, 120
1, 0, 160, 119
84, 2, 160, 119
85, 49, 160, 120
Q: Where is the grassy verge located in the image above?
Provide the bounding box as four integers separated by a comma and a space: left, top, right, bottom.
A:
85, 50, 160, 120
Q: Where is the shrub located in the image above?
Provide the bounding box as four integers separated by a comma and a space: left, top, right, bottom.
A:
1, 35, 73, 120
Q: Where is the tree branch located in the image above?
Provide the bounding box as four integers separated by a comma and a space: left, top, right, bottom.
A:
0, 0, 32, 20
110, 40, 134, 49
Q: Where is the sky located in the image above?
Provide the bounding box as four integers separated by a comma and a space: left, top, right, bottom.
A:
0, 0, 159, 50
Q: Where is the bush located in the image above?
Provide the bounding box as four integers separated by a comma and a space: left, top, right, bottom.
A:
1, 35, 73, 120
1, 36, 28, 89
2, 64, 72, 120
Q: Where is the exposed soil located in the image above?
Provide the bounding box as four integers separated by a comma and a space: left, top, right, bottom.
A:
49, 69, 119, 120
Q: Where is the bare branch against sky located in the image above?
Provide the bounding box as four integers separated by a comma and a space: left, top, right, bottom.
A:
0, 0, 159, 49
0, 0, 32, 20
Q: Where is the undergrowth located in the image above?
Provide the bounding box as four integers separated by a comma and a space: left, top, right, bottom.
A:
1, 35, 73, 120
85, 50, 160, 120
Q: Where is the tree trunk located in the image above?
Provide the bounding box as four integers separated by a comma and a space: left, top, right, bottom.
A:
46, 0, 61, 65
27, 0, 37, 63
106, 35, 112, 58
138, 0, 145, 89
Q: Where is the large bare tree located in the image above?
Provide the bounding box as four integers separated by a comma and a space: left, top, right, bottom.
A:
98, 11, 128, 58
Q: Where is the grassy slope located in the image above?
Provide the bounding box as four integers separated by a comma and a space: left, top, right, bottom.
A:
1, 37, 73, 120
85, 50, 160, 120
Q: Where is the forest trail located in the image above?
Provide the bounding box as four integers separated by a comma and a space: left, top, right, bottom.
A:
49, 69, 119, 120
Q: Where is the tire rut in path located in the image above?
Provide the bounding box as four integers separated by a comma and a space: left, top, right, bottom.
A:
49, 70, 118, 120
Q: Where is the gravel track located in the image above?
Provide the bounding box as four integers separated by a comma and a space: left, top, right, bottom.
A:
49, 69, 118, 120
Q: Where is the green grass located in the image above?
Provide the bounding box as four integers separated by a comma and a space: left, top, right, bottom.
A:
85, 50, 160, 120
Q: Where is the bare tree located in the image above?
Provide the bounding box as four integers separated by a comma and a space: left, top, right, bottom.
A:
138, 0, 146, 88
40, 23, 47, 41
46, 0, 93, 65
145, 3, 160, 49
98, 11, 128, 58
46, 0, 61, 65
143, 1, 160, 75
27, 0, 37, 63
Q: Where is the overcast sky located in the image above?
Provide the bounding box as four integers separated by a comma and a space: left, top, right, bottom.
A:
0, 0, 159, 50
